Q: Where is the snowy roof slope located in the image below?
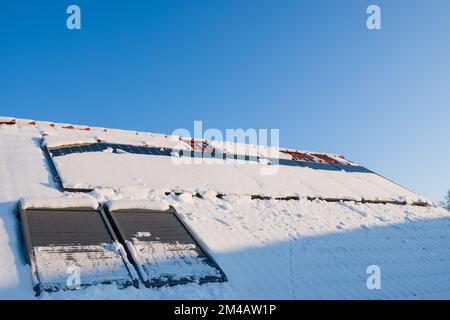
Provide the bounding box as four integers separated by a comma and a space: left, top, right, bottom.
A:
31, 116, 424, 203
50, 152, 422, 202
1, 117, 450, 299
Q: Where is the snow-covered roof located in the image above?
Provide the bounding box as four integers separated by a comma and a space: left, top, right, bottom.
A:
1, 116, 450, 299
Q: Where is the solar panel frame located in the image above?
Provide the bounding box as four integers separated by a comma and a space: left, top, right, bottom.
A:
117, 144, 132, 153
45, 142, 368, 171
103, 205, 227, 288
332, 164, 373, 173
45, 141, 363, 170
97, 142, 109, 151
18, 204, 139, 295
134, 145, 147, 155
41, 145, 64, 192
158, 147, 171, 156
49, 148, 62, 157
43, 141, 377, 196
297, 161, 341, 171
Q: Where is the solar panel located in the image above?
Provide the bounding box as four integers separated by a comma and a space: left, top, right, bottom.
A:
158, 148, 171, 156
333, 164, 373, 173
44, 141, 374, 192
297, 161, 341, 171
97, 143, 109, 151
19, 204, 138, 295
135, 146, 147, 154
104, 205, 227, 287
118, 144, 132, 153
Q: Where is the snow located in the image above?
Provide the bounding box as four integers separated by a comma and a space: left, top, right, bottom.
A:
126, 237, 221, 284
176, 192, 194, 203
41, 129, 185, 151
166, 196, 450, 299
52, 152, 264, 194
209, 140, 286, 159
0, 125, 61, 299
20, 196, 99, 210
51, 151, 422, 203
135, 232, 152, 238
30, 196, 450, 299
33, 243, 133, 291
258, 158, 272, 165
43, 135, 98, 149
105, 199, 170, 212
1, 118, 450, 300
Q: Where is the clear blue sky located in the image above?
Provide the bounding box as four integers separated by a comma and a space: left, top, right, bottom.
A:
1, 1, 449, 202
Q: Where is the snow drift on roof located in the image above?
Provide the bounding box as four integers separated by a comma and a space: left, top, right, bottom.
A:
41, 129, 187, 150
104, 199, 171, 212
43, 135, 98, 149
50, 151, 423, 203
19, 196, 99, 210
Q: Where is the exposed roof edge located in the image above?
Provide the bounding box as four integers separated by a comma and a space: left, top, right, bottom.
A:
0, 115, 175, 140
1, 115, 351, 163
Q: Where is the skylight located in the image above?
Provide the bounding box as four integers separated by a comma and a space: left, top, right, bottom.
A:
104, 203, 227, 287
19, 201, 138, 295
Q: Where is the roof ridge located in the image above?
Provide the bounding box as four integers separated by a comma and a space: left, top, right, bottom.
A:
0, 115, 349, 160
